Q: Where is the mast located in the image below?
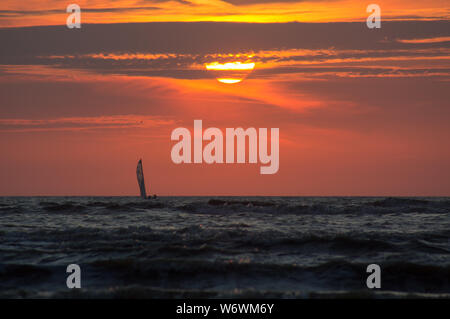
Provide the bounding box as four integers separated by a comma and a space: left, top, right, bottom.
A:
136, 159, 147, 199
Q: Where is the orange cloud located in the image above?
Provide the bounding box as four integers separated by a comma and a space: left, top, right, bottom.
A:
397, 36, 450, 44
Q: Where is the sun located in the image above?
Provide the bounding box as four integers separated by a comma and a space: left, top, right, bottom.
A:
205, 61, 255, 84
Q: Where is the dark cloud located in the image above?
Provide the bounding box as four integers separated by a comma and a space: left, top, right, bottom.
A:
1, 21, 448, 56
0, 7, 161, 18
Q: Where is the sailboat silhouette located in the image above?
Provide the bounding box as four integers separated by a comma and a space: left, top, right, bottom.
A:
136, 159, 158, 199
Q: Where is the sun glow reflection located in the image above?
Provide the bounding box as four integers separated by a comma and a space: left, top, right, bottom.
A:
205, 61, 255, 84
205, 62, 256, 71
217, 78, 243, 84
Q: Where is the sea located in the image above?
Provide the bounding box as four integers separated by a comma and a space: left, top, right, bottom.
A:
0, 196, 449, 298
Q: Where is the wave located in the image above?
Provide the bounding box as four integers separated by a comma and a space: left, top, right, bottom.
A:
207, 199, 276, 207
175, 197, 450, 216
0, 264, 53, 284
0, 197, 447, 216
1, 259, 449, 298
40, 201, 87, 213
370, 197, 432, 207
84, 258, 450, 293
35, 199, 166, 214
86, 257, 450, 283
4, 224, 448, 258
0, 196, 448, 298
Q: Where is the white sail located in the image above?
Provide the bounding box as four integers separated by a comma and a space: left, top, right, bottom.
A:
136, 159, 147, 199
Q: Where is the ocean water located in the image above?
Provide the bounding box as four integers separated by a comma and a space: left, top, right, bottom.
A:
0, 196, 449, 298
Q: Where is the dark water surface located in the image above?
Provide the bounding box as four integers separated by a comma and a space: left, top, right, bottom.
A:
0, 196, 449, 298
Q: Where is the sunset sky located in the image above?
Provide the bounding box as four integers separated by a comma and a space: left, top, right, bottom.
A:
0, 0, 449, 195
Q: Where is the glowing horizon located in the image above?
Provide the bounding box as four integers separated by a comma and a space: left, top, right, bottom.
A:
0, 0, 449, 27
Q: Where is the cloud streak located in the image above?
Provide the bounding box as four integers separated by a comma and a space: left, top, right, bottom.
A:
397, 36, 450, 44
0, 7, 161, 18
0, 115, 175, 132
